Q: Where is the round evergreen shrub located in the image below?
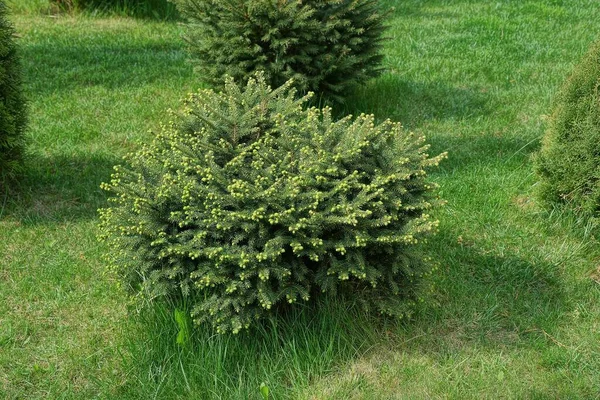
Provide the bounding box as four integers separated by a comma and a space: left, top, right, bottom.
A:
99, 74, 445, 333
172, 0, 387, 102
0, 1, 26, 187
536, 40, 600, 218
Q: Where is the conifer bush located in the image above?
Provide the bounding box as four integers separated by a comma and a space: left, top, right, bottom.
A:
536, 40, 600, 218
0, 1, 26, 186
172, 0, 387, 102
99, 74, 445, 333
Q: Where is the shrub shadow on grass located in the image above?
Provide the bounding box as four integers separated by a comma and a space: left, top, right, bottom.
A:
413, 228, 568, 349
1, 153, 117, 225
428, 132, 540, 173
22, 41, 192, 97
339, 73, 489, 130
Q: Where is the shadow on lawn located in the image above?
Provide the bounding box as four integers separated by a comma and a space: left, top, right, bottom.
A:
1, 153, 118, 225
339, 74, 540, 173
21, 41, 193, 97
340, 73, 489, 130
410, 227, 568, 349
430, 131, 540, 173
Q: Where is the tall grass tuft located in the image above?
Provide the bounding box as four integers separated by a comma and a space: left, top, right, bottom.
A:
118, 295, 382, 399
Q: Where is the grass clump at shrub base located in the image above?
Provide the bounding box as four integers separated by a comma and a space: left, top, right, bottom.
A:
0, 1, 26, 187
172, 0, 387, 103
536, 40, 600, 219
99, 73, 446, 334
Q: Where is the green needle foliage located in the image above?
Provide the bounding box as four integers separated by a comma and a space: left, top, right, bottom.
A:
0, 1, 26, 187
536, 40, 600, 219
173, 0, 387, 103
99, 73, 445, 333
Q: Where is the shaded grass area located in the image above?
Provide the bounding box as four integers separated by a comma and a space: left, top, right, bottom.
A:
2, 0, 600, 399
3, 154, 116, 224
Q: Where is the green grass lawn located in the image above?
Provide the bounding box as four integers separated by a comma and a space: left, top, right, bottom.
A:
2, 0, 600, 399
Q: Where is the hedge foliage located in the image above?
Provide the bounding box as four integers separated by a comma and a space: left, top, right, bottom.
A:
536, 40, 600, 218
99, 74, 445, 333
0, 1, 26, 186
173, 0, 387, 102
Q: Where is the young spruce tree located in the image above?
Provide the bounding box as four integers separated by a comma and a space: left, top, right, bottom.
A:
99, 74, 445, 333
173, 0, 387, 102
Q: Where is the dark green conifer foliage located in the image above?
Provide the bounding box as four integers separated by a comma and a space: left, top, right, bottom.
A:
173, 0, 387, 102
99, 74, 445, 333
0, 1, 26, 187
536, 40, 600, 218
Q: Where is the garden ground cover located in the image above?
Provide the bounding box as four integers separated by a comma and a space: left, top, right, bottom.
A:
1, 0, 600, 398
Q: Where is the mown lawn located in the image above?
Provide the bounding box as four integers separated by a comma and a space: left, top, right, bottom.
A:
2, 1, 600, 399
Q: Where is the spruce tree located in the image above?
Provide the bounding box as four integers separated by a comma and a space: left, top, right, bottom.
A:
0, 1, 26, 187
173, 0, 387, 102
99, 74, 445, 333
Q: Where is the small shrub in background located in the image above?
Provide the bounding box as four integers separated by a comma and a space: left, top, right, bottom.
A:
0, 1, 26, 187
536, 40, 600, 219
172, 0, 387, 102
99, 74, 445, 333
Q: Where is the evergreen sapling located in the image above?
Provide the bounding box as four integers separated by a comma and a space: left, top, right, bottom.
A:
99, 74, 446, 333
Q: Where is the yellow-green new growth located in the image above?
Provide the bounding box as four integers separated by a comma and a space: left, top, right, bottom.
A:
99, 73, 446, 334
